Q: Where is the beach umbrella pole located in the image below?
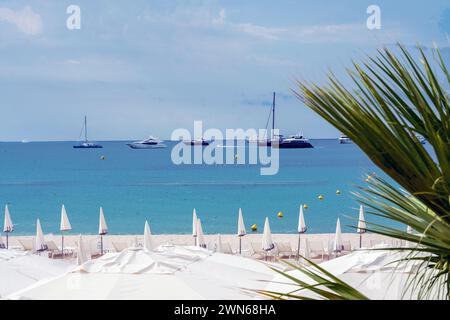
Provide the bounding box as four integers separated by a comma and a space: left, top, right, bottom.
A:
6, 233, 8, 249
100, 235, 103, 255
297, 233, 301, 258
239, 236, 242, 254
359, 233, 362, 249
61, 232, 64, 258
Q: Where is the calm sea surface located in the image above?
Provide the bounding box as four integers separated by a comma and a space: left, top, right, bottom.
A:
0, 140, 396, 235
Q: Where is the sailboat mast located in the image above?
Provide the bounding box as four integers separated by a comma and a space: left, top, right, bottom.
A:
84, 116, 88, 142
272, 92, 276, 140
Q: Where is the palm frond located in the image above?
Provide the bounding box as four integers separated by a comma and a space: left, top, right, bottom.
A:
294, 43, 450, 299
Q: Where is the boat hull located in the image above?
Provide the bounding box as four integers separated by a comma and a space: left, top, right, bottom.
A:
274, 141, 314, 149
73, 145, 103, 149
127, 143, 166, 149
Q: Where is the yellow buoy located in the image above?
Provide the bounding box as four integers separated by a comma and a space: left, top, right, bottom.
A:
303, 204, 309, 209
336, 190, 341, 195
277, 211, 283, 218
251, 224, 257, 232
318, 195, 324, 200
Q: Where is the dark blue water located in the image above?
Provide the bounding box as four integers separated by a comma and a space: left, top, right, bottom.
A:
0, 140, 387, 235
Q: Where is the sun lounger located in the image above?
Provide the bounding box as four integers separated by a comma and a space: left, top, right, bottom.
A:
306, 240, 328, 261
45, 240, 63, 258
250, 242, 267, 260
275, 242, 294, 258
222, 242, 233, 254
18, 239, 34, 252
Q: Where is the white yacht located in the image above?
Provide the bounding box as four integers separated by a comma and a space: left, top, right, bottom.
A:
127, 136, 166, 149
339, 134, 352, 144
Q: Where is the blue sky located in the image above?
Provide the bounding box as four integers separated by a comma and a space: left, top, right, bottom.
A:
1, 0, 450, 141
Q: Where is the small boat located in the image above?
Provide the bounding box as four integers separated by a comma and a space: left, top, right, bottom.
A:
273, 134, 314, 149
183, 138, 210, 146
127, 137, 166, 149
256, 92, 313, 148
73, 116, 103, 149
339, 134, 352, 144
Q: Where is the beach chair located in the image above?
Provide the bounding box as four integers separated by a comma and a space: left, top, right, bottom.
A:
250, 242, 267, 260
18, 239, 34, 252
370, 240, 387, 248
112, 241, 129, 252
275, 242, 294, 258
307, 240, 327, 261
45, 240, 63, 258
221, 242, 233, 254
342, 241, 352, 254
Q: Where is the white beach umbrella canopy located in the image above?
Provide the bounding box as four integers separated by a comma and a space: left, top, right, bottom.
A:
262, 217, 274, 251
144, 220, 153, 251
192, 209, 198, 237
35, 219, 47, 252
357, 205, 366, 234
77, 234, 89, 266
237, 208, 246, 236
98, 207, 108, 235
333, 218, 344, 252
196, 218, 206, 248
60, 205, 72, 231
3, 205, 13, 232
298, 205, 307, 233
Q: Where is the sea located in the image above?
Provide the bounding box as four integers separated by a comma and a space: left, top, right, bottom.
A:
0, 139, 397, 235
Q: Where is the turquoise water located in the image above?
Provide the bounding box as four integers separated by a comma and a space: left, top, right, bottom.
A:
0, 140, 386, 235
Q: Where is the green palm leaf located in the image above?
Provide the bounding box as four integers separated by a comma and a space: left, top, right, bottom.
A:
291, 44, 450, 299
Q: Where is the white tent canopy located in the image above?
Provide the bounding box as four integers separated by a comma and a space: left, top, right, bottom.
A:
0, 250, 72, 298
192, 209, 198, 237
8, 245, 282, 300
264, 249, 439, 300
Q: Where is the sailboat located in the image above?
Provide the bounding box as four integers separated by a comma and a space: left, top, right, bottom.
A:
73, 116, 103, 149
257, 92, 313, 149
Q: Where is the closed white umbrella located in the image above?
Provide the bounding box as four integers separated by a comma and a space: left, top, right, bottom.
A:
196, 218, 206, 248
3, 205, 13, 249
98, 207, 108, 255
262, 217, 274, 254
35, 219, 47, 252
237, 208, 246, 254
192, 209, 198, 245
77, 234, 89, 266
144, 220, 153, 251
297, 205, 307, 257
333, 218, 344, 254
357, 205, 367, 248
216, 234, 223, 253
60, 205, 72, 257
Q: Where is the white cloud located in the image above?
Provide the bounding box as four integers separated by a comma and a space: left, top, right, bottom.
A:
0, 6, 43, 35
